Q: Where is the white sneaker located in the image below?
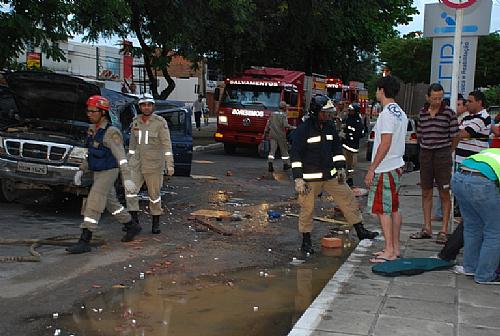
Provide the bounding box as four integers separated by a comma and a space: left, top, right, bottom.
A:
451, 265, 474, 276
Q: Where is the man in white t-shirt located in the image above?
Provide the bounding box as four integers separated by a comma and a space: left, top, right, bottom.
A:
364, 75, 407, 263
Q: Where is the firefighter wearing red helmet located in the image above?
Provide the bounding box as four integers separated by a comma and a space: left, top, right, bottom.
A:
66, 95, 141, 254
125, 93, 174, 234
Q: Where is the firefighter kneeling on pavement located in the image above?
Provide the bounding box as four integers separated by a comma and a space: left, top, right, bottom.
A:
290, 95, 378, 254
341, 103, 365, 187
264, 101, 295, 172
67, 95, 141, 254
126, 93, 175, 234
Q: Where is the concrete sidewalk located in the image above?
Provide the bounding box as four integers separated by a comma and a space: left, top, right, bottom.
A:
288, 170, 500, 336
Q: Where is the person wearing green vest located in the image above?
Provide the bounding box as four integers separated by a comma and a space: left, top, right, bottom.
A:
451, 148, 500, 284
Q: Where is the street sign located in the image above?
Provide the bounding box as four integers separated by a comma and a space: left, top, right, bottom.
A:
442, 0, 477, 9
423, 1, 492, 37
430, 36, 478, 98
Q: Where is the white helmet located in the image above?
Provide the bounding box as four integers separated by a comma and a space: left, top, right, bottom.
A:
138, 93, 155, 105
322, 98, 336, 113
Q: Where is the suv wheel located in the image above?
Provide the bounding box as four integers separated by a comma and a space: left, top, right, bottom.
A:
0, 179, 18, 202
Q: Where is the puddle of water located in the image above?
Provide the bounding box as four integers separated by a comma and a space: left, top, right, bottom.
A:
56, 243, 354, 336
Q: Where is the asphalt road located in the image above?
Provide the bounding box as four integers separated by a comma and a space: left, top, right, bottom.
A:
0, 134, 372, 335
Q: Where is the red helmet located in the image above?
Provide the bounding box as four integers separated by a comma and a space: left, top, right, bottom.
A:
86, 95, 110, 111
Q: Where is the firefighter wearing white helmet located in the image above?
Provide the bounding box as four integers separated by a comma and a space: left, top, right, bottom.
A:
290, 95, 378, 254
264, 101, 295, 172
126, 93, 175, 234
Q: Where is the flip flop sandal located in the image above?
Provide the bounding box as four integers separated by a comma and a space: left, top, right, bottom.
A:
372, 251, 401, 258
436, 232, 448, 245
369, 256, 396, 263
410, 230, 432, 239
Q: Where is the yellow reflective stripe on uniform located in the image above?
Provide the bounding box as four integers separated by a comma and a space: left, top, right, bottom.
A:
326, 135, 333, 140
347, 169, 354, 173
342, 144, 359, 153
84, 216, 97, 224
332, 155, 346, 162
126, 194, 138, 198
291, 161, 303, 168
128, 150, 135, 155
330, 168, 337, 176
303, 172, 323, 179
111, 206, 125, 216
145, 130, 149, 144
281, 156, 290, 160
119, 159, 128, 165
164, 151, 172, 156
347, 126, 356, 131
150, 197, 161, 203
307, 136, 321, 143
138, 130, 142, 144
268, 155, 275, 160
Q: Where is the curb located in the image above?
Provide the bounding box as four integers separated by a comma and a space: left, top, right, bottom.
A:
288, 238, 377, 336
193, 142, 223, 152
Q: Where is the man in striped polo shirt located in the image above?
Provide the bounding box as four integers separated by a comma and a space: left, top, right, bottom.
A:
411, 83, 459, 244
456, 91, 492, 163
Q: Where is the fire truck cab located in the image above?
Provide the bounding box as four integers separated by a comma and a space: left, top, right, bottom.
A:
214, 67, 305, 154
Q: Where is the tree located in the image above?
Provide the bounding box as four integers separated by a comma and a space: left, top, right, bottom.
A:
475, 32, 500, 88
378, 34, 432, 83
0, 0, 72, 69
379, 32, 500, 87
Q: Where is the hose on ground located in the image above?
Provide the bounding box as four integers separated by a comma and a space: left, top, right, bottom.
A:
0, 235, 106, 262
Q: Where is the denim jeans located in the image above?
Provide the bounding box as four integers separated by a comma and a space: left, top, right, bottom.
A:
452, 171, 500, 283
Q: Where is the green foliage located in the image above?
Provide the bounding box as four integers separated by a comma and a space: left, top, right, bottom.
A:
379, 32, 500, 88
0, 0, 72, 69
484, 86, 500, 107
379, 35, 432, 84
475, 32, 500, 88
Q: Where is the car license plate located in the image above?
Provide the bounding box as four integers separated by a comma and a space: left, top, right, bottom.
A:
17, 162, 48, 175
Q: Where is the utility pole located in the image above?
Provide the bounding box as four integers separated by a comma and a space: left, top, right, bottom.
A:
96, 47, 100, 80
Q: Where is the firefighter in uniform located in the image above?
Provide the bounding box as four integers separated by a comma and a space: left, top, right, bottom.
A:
67, 95, 141, 254
126, 93, 175, 234
290, 96, 378, 254
341, 103, 365, 187
264, 101, 295, 172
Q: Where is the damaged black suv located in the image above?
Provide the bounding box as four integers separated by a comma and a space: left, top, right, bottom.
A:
0, 72, 192, 202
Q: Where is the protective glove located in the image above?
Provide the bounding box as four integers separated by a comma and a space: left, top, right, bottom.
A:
337, 168, 347, 184
123, 180, 136, 194
165, 165, 175, 177
338, 130, 346, 139
294, 178, 310, 195
74, 170, 83, 186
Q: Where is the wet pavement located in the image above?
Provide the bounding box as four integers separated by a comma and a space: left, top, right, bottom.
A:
0, 130, 369, 335
55, 244, 353, 336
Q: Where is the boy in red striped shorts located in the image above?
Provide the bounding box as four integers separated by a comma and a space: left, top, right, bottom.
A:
364, 76, 407, 263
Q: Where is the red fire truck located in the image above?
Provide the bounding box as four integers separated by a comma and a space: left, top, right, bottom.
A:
326, 78, 369, 114
214, 67, 306, 154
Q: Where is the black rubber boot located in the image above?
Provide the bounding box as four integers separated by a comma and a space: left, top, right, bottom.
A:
152, 215, 161, 234
283, 163, 291, 171
121, 220, 142, 242
268, 162, 274, 172
353, 223, 379, 240
122, 211, 140, 232
346, 178, 354, 187
301, 232, 314, 254
66, 229, 92, 254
